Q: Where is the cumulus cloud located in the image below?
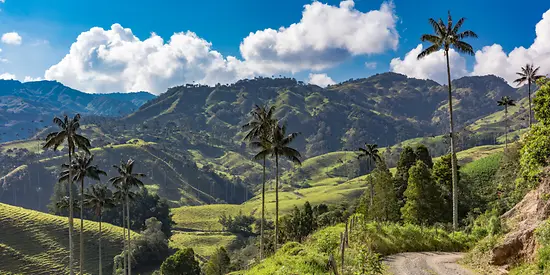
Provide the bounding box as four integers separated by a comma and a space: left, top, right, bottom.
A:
364, 62, 377, 69
23, 76, 43, 82
472, 9, 550, 83
1, 32, 22, 45
0, 72, 16, 80
389, 44, 468, 84
308, 73, 336, 87
44, 1, 399, 94
45, 24, 253, 94
240, 1, 398, 72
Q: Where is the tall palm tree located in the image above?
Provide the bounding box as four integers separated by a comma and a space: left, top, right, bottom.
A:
242, 104, 276, 260
112, 187, 137, 274
253, 123, 301, 249
514, 64, 544, 128
59, 153, 106, 274
110, 159, 145, 275
357, 143, 381, 207
497, 96, 516, 149
43, 114, 91, 275
417, 11, 477, 230
84, 184, 114, 275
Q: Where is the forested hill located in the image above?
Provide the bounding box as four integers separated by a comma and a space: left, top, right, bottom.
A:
121, 72, 524, 158
0, 79, 155, 142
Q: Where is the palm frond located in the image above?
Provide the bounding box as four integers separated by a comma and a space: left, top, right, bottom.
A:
417, 44, 441, 59
452, 41, 475, 55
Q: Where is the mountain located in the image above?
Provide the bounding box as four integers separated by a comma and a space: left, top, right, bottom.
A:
0, 73, 530, 213
0, 80, 156, 142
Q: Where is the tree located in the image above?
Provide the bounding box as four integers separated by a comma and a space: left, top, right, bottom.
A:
432, 154, 461, 223
204, 247, 231, 275
113, 187, 137, 273
242, 104, 276, 259
497, 96, 516, 148
110, 159, 146, 275
84, 184, 114, 275
533, 77, 550, 126
393, 146, 417, 208
401, 161, 443, 225
357, 143, 382, 207
253, 123, 301, 249
43, 114, 91, 275
59, 152, 106, 272
514, 64, 544, 127
359, 160, 400, 222
414, 144, 433, 169
417, 11, 477, 230
160, 248, 200, 275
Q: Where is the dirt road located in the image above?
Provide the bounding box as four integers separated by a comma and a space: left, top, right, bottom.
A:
384, 252, 476, 275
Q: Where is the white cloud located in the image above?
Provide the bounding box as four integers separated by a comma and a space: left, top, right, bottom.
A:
44, 1, 399, 94
472, 9, 550, 84
45, 24, 253, 94
364, 61, 377, 69
0, 72, 16, 80
389, 44, 468, 84
240, 1, 398, 73
23, 76, 43, 82
1, 32, 22, 45
308, 73, 336, 87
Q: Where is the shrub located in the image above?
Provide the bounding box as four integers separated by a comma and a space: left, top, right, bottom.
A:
160, 248, 200, 275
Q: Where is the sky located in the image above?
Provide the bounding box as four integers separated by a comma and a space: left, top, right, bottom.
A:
0, 0, 549, 94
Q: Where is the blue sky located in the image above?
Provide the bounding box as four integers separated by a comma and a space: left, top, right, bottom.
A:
0, 0, 549, 94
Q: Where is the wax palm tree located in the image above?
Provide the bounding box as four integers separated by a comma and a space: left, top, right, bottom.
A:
43, 114, 91, 275
112, 188, 137, 274
497, 96, 516, 149
417, 11, 477, 230
59, 152, 106, 274
56, 195, 81, 214
357, 143, 382, 207
84, 184, 115, 275
253, 123, 301, 249
110, 159, 145, 275
514, 64, 544, 128
242, 104, 276, 260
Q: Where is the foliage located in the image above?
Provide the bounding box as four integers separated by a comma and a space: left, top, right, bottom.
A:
352, 245, 384, 275
534, 78, 550, 126
519, 125, 550, 186
415, 144, 434, 169
492, 143, 523, 212
401, 161, 444, 225
204, 247, 231, 275
159, 248, 200, 275
358, 160, 399, 222
460, 153, 502, 214
218, 211, 256, 235
279, 202, 316, 243
394, 146, 417, 207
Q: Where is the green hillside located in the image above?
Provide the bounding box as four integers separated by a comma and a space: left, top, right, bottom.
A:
0, 203, 131, 275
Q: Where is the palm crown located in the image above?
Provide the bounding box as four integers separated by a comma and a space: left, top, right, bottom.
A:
43, 114, 91, 154
417, 11, 477, 59
59, 153, 106, 184
110, 159, 146, 192
497, 96, 516, 108
84, 184, 115, 216
253, 124, 302, 164
358, 143, 381, 169
514, 64, 544, 86
242, 104, 277, 142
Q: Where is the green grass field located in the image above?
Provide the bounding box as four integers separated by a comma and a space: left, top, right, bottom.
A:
169, 231, 237, 257
0, 203, 132, 275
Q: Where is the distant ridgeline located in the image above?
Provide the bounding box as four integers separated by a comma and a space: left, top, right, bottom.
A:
0, 73, 531, 211
0, 79, 155, 142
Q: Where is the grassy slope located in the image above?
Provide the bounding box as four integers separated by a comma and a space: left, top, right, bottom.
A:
172, 144, 505, 233
0, 203, 132, 275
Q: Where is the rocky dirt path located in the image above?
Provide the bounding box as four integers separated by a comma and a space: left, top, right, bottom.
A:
384, 252, 476, 275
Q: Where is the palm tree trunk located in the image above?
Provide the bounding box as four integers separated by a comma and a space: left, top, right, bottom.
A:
446, 51, 459, 231
121, 203, 127, 274
80, 178, 84, 275
260, 156, 265, 260
505, 106, 508, 149
126, 193, 131, 275
99, 211, 103, 275
369, 175, 374, 207
275, 153, 280, 250
527, 79, 533, 128
68, 150, 74, 275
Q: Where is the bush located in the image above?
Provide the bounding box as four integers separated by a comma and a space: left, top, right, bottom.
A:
519, 125, 550, 186
160, 248, 201, 275
218, 211, 256, 235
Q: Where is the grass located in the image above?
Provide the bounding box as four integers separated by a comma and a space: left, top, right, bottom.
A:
0, 203, 133, 275
169, 231, 237, 257
241, 222, 472, 275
